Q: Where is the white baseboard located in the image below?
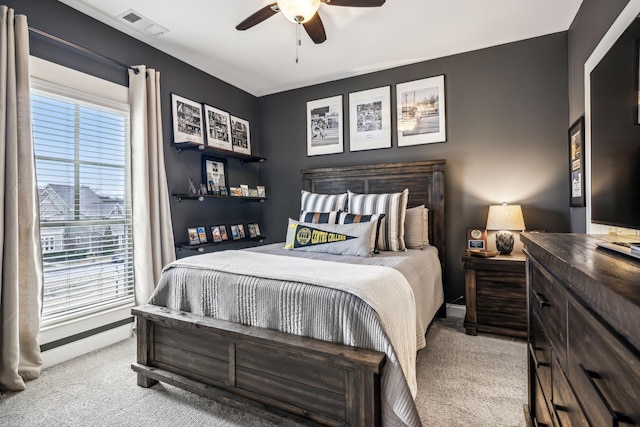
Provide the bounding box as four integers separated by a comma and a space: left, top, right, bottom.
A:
41, 324, 133, 369
446, 303, 466, 319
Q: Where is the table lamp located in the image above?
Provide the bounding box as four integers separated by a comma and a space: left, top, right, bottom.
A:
486, 204, 526, 255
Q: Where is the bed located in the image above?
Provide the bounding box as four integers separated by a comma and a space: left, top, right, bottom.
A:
131, 160, 446, 426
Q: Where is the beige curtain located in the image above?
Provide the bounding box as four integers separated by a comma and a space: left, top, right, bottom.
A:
0, 6, 44, 391
129, 66, 175, 305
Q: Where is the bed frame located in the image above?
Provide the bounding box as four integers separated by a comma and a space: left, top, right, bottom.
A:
132, 160, 446, 426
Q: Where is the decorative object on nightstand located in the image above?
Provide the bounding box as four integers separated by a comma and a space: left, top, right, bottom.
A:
485, 204, 525, 255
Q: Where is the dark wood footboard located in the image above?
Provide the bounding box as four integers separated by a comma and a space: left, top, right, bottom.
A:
132, 304, 385, 426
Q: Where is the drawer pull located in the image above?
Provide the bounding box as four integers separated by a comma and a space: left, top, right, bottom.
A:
533, 291, 550, 308
536, 360, 550, 368
553, 403, 568, 412
579, 364, 634, 425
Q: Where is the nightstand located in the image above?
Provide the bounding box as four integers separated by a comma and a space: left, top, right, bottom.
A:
462, 253, 527, 338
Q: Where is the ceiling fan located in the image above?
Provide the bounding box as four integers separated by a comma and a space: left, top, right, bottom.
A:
236, 0, 386, 44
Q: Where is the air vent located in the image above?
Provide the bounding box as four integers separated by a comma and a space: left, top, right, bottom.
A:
122, 12, 142, 24
116, 9, 169, 37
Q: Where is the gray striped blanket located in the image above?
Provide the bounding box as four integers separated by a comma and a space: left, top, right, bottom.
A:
149, 250, 424, 426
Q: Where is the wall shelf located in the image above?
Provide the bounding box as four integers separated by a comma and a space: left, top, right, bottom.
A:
172, 193, 266, 203
173, 142, 266, 163
176, 236, 266, 252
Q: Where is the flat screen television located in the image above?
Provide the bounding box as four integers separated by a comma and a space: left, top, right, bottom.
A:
590, 17, 640, 231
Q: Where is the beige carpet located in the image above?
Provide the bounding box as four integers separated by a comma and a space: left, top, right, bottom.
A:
0, 317, 526, 426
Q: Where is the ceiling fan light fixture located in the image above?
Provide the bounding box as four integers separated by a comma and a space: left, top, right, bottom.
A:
277, 0, 321, 24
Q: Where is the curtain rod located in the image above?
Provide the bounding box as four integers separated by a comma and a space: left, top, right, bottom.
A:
28, 26, 140, 74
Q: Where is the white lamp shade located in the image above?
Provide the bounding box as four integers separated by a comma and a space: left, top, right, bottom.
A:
277, 0, 321, 23
486, 204, 526, 231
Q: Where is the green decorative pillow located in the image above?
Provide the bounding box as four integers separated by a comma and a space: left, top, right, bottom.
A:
284, 218, 375, 257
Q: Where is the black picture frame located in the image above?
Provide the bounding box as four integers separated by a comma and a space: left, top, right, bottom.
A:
569, 116, 585, 207
201, 155, 228, 195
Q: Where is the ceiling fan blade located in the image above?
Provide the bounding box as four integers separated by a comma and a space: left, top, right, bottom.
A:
236, 3, 279, 30
322, 0, 385, 7
303, 13, 327, 44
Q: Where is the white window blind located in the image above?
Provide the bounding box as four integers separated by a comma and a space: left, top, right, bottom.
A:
31, 77, 134, 326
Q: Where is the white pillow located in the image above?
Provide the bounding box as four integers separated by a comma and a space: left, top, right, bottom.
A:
404, 205, 429, 249
284, 219, 375, 257
347, 189, 409, 251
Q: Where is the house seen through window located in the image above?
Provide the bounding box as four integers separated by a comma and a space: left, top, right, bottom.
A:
31, 77, 134, 326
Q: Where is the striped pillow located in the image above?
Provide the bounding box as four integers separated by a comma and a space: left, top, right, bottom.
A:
299, 210, 340, 224
338, 212, 385, 254
300, 190, 348, 213
347, 189, 409, 251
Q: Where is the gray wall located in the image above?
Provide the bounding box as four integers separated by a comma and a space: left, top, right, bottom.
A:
567, 0, 629, 232
258, 34, 570, 303
8, 0, 263, 252
9, 0, 632, 303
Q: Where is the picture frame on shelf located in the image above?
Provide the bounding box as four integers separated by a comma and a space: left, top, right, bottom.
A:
229, 187, 242, 197
257, 185, 266, 198
466, 228, 487, 250
230, 115, 251, 155
211, 226, 222, 243
396, 75, 446, 147
230, 224, 240, 240
197, 226, 208, 243
219, 225, 229, 241
237, 224, 246, 239
219, 186, 229, 197
187, 227, 200, 245
306, 95, 343, 156
203, 104, 232, 151
569, 115, 585, 207
240, 184, 249, 197
171, 94, 204, 145
348, 86, 391, 152
201, 155, 228, 194
248, 188, 259, 198
248, 223, 257, 238
253, 223, 262, 237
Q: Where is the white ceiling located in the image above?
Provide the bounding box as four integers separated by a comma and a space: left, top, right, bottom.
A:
58, 0, 583, 97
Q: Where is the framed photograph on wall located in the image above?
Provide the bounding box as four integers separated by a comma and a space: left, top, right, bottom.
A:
569, 115, 585, 207
396, 75, 446, 146
187, 227, 200, 245
219, 225, 229, 241
211, 226, 222, 243
349, 86, 391, 151
306, 95, 344, 156
171, 94, 204, 144
204, 104, 232, 151
230, 115, 251, 155
230, 224, 241, 240
201, 155, 228, 194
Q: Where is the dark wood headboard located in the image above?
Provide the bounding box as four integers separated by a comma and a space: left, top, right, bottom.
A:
301, 160, 446, 272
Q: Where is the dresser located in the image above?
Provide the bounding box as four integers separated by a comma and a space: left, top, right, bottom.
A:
462, 253, 527, 338
521, 233, 640, 427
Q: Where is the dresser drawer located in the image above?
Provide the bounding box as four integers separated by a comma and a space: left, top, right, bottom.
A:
532, 372, 554, 427
552, 354, 588, 427
529, 263, 567, 365
530, 312, 552, 399
568, 300, 640, 426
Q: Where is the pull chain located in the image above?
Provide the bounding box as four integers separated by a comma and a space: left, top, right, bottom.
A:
295, 24, 301, 63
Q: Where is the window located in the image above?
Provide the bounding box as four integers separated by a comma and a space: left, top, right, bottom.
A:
31, 72, 133, 327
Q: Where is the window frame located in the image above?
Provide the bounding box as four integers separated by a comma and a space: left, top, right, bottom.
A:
30, 56, 134, 346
